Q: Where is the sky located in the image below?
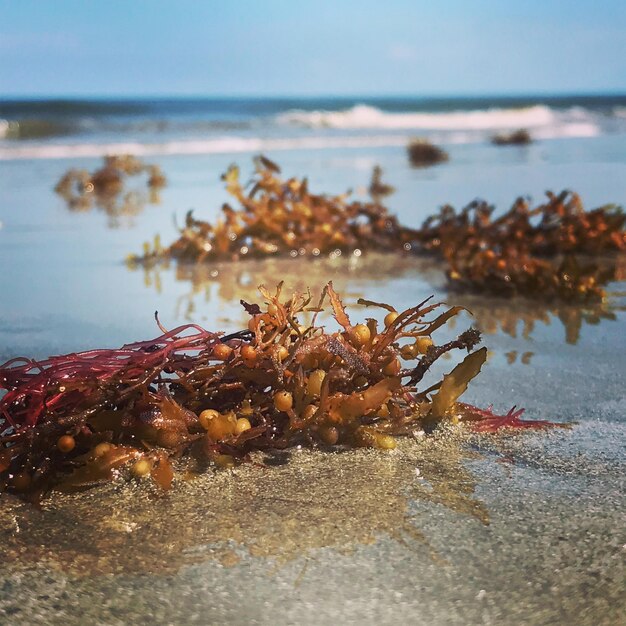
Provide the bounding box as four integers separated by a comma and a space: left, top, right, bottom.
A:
1, 0, 625, 97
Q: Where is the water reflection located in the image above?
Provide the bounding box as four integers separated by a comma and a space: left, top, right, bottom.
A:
54, 156, 166, 228
505, 350, 534, 365
0, 434, 488, 576
126, 252, 442, 321
452, 292, 625, 346
127, 252, 625, 348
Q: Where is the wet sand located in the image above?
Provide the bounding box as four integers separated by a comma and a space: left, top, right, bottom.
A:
0, 423, 624, 625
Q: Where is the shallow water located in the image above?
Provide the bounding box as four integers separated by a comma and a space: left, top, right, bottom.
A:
0, 135, 625, 625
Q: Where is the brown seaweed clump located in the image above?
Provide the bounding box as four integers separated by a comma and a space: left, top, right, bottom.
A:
133, 156, 419, 264
446, 250, 611, 302
491, 129, 532, 146
407, 138, 449, 167
417, 191, 625, 301
54, 155, 167, 225
368, 165, 395, 201
0, 282, 556, 501
419, 191, 626, 257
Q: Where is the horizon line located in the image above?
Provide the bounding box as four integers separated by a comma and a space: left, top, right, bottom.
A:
2, 90, 626, 102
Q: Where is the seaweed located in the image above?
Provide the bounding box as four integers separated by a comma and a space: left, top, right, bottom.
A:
417, 191, 625, 301
456, 403, 557, 431
418, 191, 626, 258
55, 155, 166, 227
128, 156, 624, 303
0, 283, 553, 500
368, 165, 395, 202
130, 255, 624, 354
446, 248, 613, 302
132, 156, 418, 264
491, 129, 532, 146
407, 138, 449, 167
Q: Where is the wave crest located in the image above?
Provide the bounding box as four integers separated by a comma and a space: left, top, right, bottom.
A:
277, 103, 576, 131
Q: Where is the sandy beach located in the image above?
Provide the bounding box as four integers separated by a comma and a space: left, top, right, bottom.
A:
1, 120, 625, 624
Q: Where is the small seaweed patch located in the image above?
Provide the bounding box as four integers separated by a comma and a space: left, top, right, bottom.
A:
407, 138, 449, 167
0, 283, 555, 501
491, 129, 532, 146
55, 155, 166, 226
418, 191, 625, 301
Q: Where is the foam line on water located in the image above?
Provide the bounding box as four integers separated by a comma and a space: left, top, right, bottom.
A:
0, 135, 411, 161
0, 123, 601, 162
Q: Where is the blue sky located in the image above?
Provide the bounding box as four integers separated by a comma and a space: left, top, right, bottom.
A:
1, 0, 625, 97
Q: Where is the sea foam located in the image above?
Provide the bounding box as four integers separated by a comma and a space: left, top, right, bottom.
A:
276, 104, 560, 130
0, 135, 410, 161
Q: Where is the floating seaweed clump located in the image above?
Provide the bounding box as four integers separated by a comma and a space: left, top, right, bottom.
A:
407, 138, 449, 167
419, 191, 626, 257
132, 156, 419, 264
491, 129, 532, 146
368, 165, 396, 201
446, 246, 613, 301
0, 283, 556, 500
55, 155, 166, 225
418, 190, 625, 301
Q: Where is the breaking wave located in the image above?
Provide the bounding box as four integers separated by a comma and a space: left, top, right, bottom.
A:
276, 103, 601, 134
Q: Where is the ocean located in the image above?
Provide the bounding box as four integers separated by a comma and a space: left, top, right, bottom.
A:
2, 94, 626, 160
